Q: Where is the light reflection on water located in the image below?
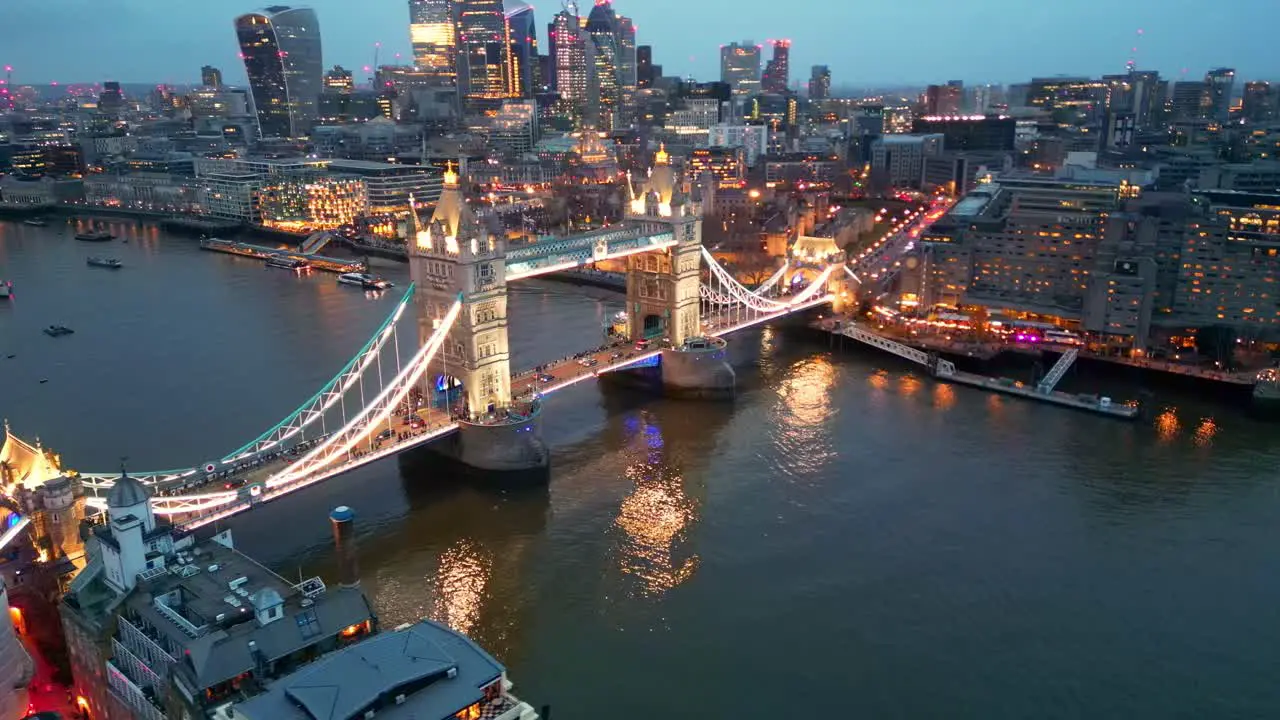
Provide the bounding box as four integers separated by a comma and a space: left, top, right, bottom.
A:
614, 417, 700, 597
427, 539, 492, 636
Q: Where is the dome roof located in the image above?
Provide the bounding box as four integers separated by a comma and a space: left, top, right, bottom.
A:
107, 472, 151, 509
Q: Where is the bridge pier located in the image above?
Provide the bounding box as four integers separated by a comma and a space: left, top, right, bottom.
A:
400, 405, 549, 485
660, 338, 735, 399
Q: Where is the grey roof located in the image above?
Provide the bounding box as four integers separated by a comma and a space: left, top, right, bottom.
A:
233, 620, 505, 720
107, 473, 150, 508
125, 541, 374, 689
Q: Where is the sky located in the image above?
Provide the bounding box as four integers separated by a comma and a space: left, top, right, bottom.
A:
2, 0, 1279, 88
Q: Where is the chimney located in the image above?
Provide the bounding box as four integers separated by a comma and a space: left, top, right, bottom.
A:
330, 506, 360, 589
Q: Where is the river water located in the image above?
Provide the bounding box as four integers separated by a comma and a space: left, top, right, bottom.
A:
4, 218, 1280, 718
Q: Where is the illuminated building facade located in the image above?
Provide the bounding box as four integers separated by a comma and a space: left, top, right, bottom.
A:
457, 0, 510, 110
689, 147, 745, 188
720, 42, 762, 99
505, 0, 538, 98
761, 39, 790, 94
258, 176, 367, 232
548, 8, 589, 122
1170, 80, 1210, 122
323, 65, 354, 93
921, 177, 1125, 325
409, 0, 457, 85
235, 6, 324, 138
1170, 190, 1280, 338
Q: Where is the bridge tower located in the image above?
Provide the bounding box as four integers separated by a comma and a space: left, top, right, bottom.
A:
625, 146, 735, 398
407, 166, 548, 479
624, 145, 703, 346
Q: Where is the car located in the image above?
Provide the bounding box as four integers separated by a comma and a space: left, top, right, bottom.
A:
537, 373, 555, 383
635, 339, 650, 350
584, 358, 599, 367
376, 428, 395, 442
611, 351, 624, 360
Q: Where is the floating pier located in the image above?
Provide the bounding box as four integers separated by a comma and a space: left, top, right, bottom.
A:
829, 321, 1139, 420
199, 237, 365, 274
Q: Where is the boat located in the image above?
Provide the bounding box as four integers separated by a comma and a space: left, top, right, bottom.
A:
75, 230, 114, 242
265, 255, 311, 271
0, 281, 11, 300
338, 272, 393, 290
22, 218, 48, 227
1253, 368, 1280, 416
43, 325, 74, 337
87, 256, 123, 269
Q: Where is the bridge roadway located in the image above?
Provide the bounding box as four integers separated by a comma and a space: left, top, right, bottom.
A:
142, 296, 834, 528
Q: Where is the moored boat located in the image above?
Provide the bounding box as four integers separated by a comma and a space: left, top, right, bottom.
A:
87, 256, 123, 269
337, 272, 393, 290
265, 255, 311, 271
75, 230, 114, 242
22, 218, 48, 227
0, 281, 11, 300
43, 325, 74, 337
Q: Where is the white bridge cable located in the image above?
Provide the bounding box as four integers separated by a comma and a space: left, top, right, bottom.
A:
80, 285, 417, 485
699, 247, 791, 312
266, 299, 463, 487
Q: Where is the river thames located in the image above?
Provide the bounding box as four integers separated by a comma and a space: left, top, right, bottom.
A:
4, 218, 1280, 718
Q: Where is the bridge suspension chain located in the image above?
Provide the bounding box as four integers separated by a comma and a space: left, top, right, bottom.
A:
267, 299, 463, 488
79, 285, 419, 487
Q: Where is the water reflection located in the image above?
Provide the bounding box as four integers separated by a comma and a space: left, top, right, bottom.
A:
613, 414, 700, 598
1193, 417, 1218, 448
777, 356, 837, 427
428, 539, 491, 636
1155, 408, 1180, 442
933, 382, 956, 410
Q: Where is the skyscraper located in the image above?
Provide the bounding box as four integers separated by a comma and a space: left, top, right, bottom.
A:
761, 39, 790, 94
201, 65, 223, 88
549, 7, 588, 121
1170, 80, 1209, 122
408, 0, 457, 86
586, 0, 621, 129
923, 83, 962, 115
457, 0, 509, 109
720, 42, 761, 98
235, 6, 323, 138
615, 14, 637, 123
808, 65, 831, 100
1205, 67, 1236, 122
636, 44, 653, 89
1242, 81, 1273, 124
504, 0, 537, 98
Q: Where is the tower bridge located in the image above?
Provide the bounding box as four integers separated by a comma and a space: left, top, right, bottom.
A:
44, 159, 851, 531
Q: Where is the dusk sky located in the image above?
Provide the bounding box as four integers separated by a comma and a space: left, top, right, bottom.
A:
3, 0, 1278, 87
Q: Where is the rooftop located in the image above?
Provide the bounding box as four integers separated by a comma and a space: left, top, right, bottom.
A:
121, 539, 373, 689
232, 619, 507, 720
326, 160, 438, 175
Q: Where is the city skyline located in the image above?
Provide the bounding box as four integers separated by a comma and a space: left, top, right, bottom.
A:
3, 0, 1280, 88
